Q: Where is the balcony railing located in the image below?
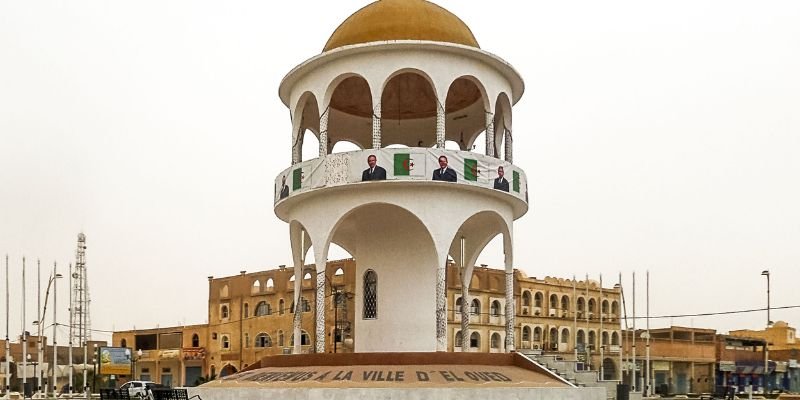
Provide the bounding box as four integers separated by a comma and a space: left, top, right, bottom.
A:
274, 148, 528, 205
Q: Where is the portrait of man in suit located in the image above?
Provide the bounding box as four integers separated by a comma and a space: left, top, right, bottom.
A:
361, 154, 387, 181
432, 155, 457, 182
279, 175, 289, 199
493, 165, 509, 192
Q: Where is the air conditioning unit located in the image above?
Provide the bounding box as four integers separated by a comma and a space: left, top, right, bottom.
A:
588, 313, 594, 320
534, 310, 541, 316
561, 311, 568, 318
522, 306, 530, 315
533, 343, 541, 350
551, 343, 558, 351
549, 310, 556, 317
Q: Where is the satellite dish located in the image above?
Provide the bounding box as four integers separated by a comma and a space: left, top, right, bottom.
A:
72, 273, 79, 279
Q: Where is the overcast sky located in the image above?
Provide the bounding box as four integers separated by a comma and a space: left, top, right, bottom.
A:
1, 0, 798, 345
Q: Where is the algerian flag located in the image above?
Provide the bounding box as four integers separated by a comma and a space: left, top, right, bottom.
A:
464, 158, 480, 182
292, 168, 303, 190
393, 153, 424, 177
512, 170, 520, 193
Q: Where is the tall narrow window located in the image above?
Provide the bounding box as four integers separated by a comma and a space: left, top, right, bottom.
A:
363, 269, 377, 319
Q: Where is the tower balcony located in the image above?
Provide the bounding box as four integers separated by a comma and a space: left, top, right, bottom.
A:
274, 148, 528, 221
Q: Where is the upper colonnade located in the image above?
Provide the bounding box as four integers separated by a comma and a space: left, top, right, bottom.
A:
279, 41, 524, 165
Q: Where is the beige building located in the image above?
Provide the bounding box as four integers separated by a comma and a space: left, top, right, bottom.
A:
730, 321, 797, 351
113, 259, 621, 385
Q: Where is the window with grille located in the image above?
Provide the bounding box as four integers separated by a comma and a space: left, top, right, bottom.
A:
363, 270, 377, 319
470, 299, 480, 315
455, 331, 463, 347
255, 333, 272, 348
255, 301, 269, 316
490, 300, 501, 316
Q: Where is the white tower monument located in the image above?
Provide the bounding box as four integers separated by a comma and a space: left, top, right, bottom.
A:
275, 0, 528, 354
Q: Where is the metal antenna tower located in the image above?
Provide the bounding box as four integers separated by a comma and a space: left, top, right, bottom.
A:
69, 233, 92, 347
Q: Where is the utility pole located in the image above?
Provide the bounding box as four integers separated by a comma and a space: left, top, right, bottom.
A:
4, 255, 9, 394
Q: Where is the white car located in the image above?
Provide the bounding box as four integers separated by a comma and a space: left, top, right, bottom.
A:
120, 381, 165, 399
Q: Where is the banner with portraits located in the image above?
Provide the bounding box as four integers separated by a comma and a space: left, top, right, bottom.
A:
275, 148, 528, 205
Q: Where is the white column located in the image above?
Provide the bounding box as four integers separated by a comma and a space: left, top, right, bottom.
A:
485, 111, 495, 157
319, 108, 329, 158
291, 119, 302, 165
315, 266, 326, 354
372, 103, 381, 149
504, 129, 513, 163
460, 238, 469, 352
436, 263, 447, 351
293, 234, 305, 354
436, 100, 445, 148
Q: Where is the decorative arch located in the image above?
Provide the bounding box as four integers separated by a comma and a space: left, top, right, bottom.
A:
490, 332, 502, 349
379, 69, 439, 148
444, 75, 491, 151
534, 292, 543, 308
292, 92, 321, 163
219, 364, 237, 378
493, 92, 513, 161
522, 291, 531, 307
324, 73, 374, 151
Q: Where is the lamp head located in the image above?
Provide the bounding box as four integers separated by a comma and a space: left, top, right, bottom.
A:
761, 270, 770, 276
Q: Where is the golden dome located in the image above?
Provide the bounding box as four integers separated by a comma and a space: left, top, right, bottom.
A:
323, 0, 480, 52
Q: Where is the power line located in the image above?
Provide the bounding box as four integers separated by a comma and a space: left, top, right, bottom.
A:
623, 304, 800, 321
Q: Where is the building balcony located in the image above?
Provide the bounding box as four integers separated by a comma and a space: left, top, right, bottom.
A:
274, 148, 528, 221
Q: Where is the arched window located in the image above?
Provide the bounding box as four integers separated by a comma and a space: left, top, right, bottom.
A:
491, 333, 502, 349
455, 297, 464, 313
611, 331, 620, 345
251, 280, 261, 294
278, 330, 285, 347
611, 301, 619, 315
561, 296, 569, 311
561, 328, 569, 344
334, 268, 344, 276
522, 291, 531, 306
534, 292, 543, 307
577, 297, 586, 312
533, 327, 542, 342
303, 272, 312, 280
602, 300, 609, 314
244, 303, 250, 318
255, 301, 269, 316
588, 330, 596, 347
255, 333, 272, 348
588, 298, 596, 314
302, 297, 310, 312
244, 333, 250, 348
577, 330, 586, 345
120, 339, 127, 348
549, 294, 558, 309
522, 326, 531, 341
279, 299, 285, 315
470, 332, 480, 348
470, 299, 481, 315
602, 331, 609, 345
221, 335, 230, 350
549, 328, 558, 346
363, 270, 377, 319
191, 334, 199, 347
455, 331, 463, 347
266, 278, 274, 290
220, 305, 229, 319
490, 300, 501, 316
210, 365, 216, 378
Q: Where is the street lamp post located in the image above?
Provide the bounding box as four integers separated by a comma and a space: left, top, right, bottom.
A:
761, 270, 770, 327
761, 270, 771, 393
134, 349, 143, 380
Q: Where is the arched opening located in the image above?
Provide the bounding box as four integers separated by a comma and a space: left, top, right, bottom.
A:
548, 328, 558, 350
522, 326, 531, 342
191, 334, 200, 348
522, 291, 531, 307
470, 299, 481, 315
445, 76, 488, 152
220, 305, 229, 319
363, 270, 377, 319
469, 332, 480, 349
533, 327, 542, 342
577, 297, 586, 316
602, 299, 610, 314
278, 330, 285, 347
561, 295, 570, 311
243, 303, 249, 318
588, 298, 596, 315
255, 333, 272, 348
493, 93, 512, 160
255, 301, 270, 316
334, 268, 344, 276
251, 280, 261, 294
327, 75, 373, 150
534, 292, 543, 308
266, 278, 274, 290
603, 358, 617, 381
455, 331, 463, 348
602, 331, 609, 346
549, 294, 558, 309
561, 328, 570, 344
490, 300, 501, 316
588, 330, 597, 348
490, 333, 502, 349
380, 71, 437, 147
293, 93, 321, 162
611, 331, 620, 345
455, 297, 464, 314
577, 330, 586, 345
611, 301, 619, 315
219, 364, 237, 378
221, 335, 230, 349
